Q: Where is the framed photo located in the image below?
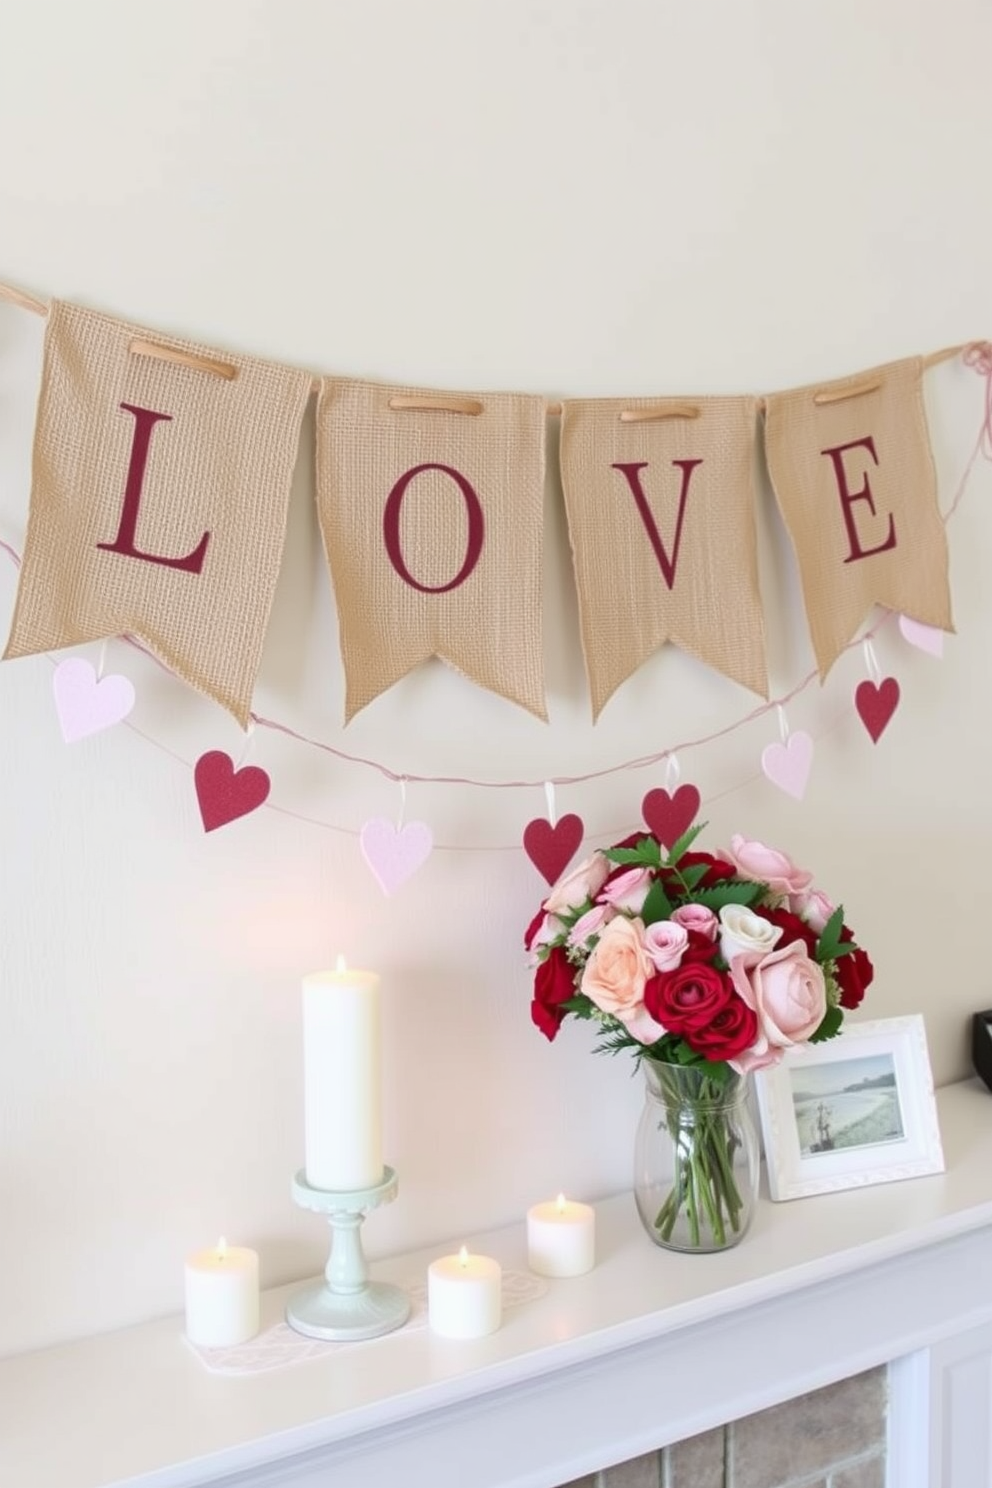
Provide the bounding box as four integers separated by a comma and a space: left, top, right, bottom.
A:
754, 1014, 945, 1201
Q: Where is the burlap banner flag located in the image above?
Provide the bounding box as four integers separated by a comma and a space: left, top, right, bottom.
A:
315, 380, 547, 722
559, 396, 768, 718
3, 301, 312, 723
765, 357, 954, 677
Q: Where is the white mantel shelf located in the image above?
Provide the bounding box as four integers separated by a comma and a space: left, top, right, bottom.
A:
3, 1078, 992, 1488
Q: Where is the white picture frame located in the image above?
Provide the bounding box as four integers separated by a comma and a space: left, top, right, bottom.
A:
754, 1014, 945, 1202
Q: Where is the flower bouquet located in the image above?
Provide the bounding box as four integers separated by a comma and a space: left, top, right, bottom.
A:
525, 817, 872, 1250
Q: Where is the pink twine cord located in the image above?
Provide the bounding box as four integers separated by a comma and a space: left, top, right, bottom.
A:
0, 345, 989, 847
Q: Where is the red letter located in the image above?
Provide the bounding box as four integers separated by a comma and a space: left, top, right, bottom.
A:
97, 403, 210, 573
819, 436, 897, 563
611, 460, 702, 589
382, 463, 484, 593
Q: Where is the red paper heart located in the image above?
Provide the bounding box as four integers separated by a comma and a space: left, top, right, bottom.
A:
641, 784, 701, 846
194, 750, 271, 833
523, 814, 585, 886
855, 678, 900, 743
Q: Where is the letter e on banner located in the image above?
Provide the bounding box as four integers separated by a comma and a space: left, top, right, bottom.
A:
819, 435, 897, 564
765, 357, 953, 678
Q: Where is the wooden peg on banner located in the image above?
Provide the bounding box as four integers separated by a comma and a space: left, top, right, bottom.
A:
387, 395, 484, 416
619, 403, 701, 423
129, 338, 238, 382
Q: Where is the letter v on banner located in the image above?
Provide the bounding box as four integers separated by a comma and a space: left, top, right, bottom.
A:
315, 379, 547, 723
764, 357, 954, 678
559, 396, 768, 718
2, 301, 313, 723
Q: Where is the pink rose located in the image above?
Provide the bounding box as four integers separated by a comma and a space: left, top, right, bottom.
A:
643, 920, 689, 972
789, 888, 835, 935
729, 939, 827, 1048
528, 913, 563, 956
598, 866, 652, 914
568, 902, 613, 948
671, 903, 718, 940
731, 1038, 784, 1076
726, 834, 814, 896
580, 917, 654, 1017
544, 852, 610, 914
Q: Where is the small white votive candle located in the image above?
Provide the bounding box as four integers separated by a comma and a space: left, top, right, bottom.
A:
184, 1237, 260, 1347
527, 1193, 596, 1277
428, 1246, 502, 1339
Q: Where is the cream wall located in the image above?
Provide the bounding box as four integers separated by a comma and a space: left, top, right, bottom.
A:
0, 0, 989, 1358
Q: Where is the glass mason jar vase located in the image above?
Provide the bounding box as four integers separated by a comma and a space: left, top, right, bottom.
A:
634, 1057, 760, 1253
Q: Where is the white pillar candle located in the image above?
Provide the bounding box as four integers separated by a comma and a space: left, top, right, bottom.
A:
303, 959, 383, 1193
427, 1247, 502, 1339
184, 1238, 259, 1347
527, 1194, 596, 1277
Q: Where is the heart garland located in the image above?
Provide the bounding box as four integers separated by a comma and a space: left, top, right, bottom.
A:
641, 784, 701, 846
761, 730, 814, 801
854, 678, 901, 743
898, 614, 945, 658
53, 658, 135, 742
360, 817, 434, 895
194, 750, 271, 832
522, 813, 585, 885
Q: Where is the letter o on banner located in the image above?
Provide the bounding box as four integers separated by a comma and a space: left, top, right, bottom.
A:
382, 462, 485, 593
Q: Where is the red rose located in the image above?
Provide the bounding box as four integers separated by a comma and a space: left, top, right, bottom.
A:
680, 929, 720, 965
531, 946, 577, 1041
645, 962, 757, 1061
682, 996, 759, 1061
660, 851, 737, 897
644, 961, 729, 1035
524, 905, 548, 951
762, 906, 818, 959
835, 928, 873, 1009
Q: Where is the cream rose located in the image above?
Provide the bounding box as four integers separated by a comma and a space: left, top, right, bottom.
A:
544, 852, 610, 914
643, 920, 689, 972
725, 834, 814, 896
729, 940, 827, 1048
718, 904, 783, 965
580, 916, 654, 1017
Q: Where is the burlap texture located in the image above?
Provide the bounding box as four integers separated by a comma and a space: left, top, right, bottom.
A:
316, 380, 547, 722
559, 396, 768, 717
4, 301, 312, 724
765, 357, 953, 677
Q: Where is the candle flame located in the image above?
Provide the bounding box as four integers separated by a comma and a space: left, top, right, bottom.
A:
217, 1236, 228, 1261
556, 1193, 567, 1214
335, 953, 347, 973
458, 1245, 469, 1267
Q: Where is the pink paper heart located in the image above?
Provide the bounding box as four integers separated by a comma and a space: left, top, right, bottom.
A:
53, 657, 135, 742
522, 814, 585, 886
761, 731, 814, 801
641, 785, 701, 847
898, 615, 944, 658
855, 678, 900, 743
360, 817, 433, 895
194, 751, 271, 832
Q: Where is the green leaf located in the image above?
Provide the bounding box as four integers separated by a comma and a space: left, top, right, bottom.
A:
602, 837, 663, 868
814, 905, 845, 963
664, 820, 708, 864
809, 1004, 844, 1043
639, 877, 674, 926
560, 993, 596, 1018
677, 863, 710, 893
691, 880, 763, 911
